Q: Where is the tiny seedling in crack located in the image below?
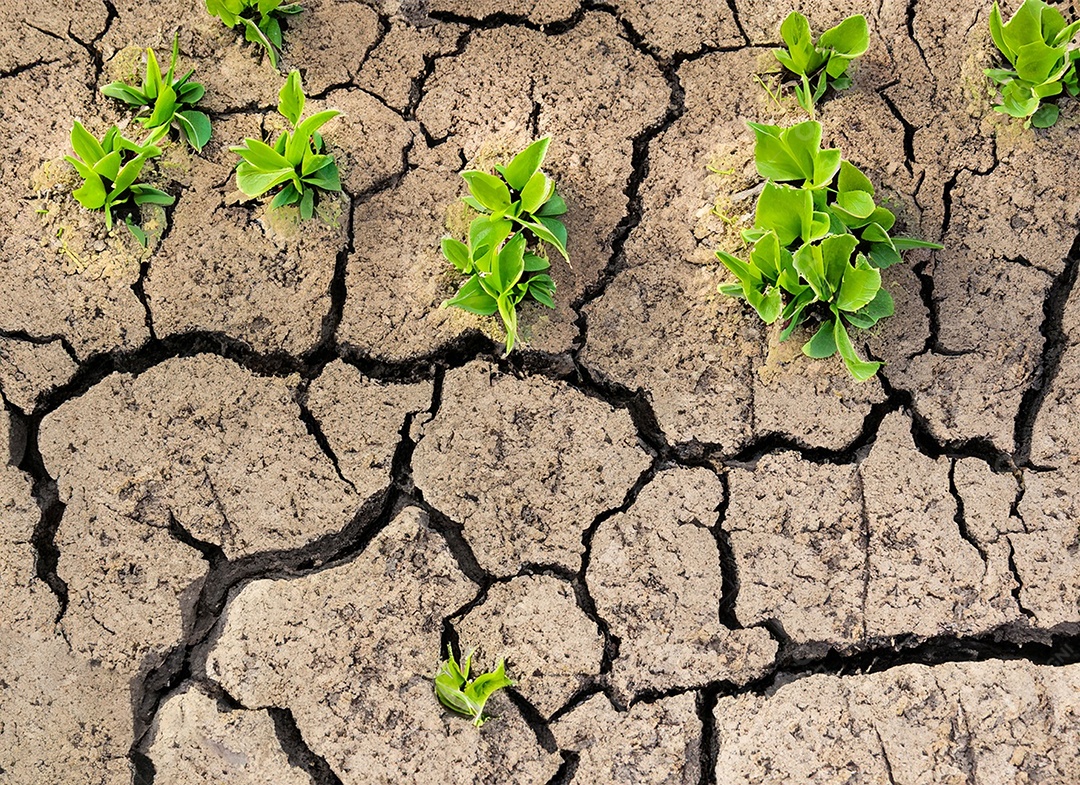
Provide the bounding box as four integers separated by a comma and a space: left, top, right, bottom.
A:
434, 645, 513, 728
441, 137, 566, 354
205, 0, 302, 68
102, 34, 212, 151
231, 69, 341, 220
65, 121, 174, 235
772, 11, 869, 119
715, 119, 941, 381
986, 0, 1080, 128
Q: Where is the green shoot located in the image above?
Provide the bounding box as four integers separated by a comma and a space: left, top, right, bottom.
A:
205, 0, 303, 68
772, 12, 869, 119
715, 120, 941, 381
434, 645, 513, 728
230, 70, 342, 220
64, 122, 174, 232
101, 34, 212, 151
441, 138, 567, 354
986, 0, 1080, 128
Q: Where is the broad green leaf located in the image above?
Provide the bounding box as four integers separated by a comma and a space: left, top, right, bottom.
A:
837, 160, 875, 195
302, 149, 334, 176
129, 185, 175, 205
302, 162, 341, 192
536, 189, 567, 217
92, 151, 122, 182
749, 230, 781, 280
747, 284, 782, 324
502, 137, 550, 191
462, 171, 512, 214
803, 320, 838, 358
112, 154, 148, 195
524, 253, 550, 271
146, 82, 178, 128
442, 238, 472, 272
778, 11, 824, 75
464, 659, 514, 710
299, 186, 314, 219
812, 148, 841, 188
837, 256, 881, 312
860, 286, 895, 322
835, 189, 876, 219
492, 232, 526, 292
819, 14, 869, 58
270, 183, 301, 209
65, 156, 107, 209
445, 275, 498, 316
754, 182, 812, 247
176, 110, 212, 151
287, 110, 340, 167
71, 121, 106, 164
279, 70, 305, 126
177, 80, 206, 104
867, 241, 901, 270
1031, 102, 1060, 127
102, 82, 148, 106
232, 138, 292, 171
527, 275, 556, 308
834, 317, 881, 381
240, 17, 277, 67
536, 216, 568, 254
990, 2, 1011, 60
793, 243, 828, 300
236, 162, 295, 196
820, 233, 859, 293
519, 170, 553, 215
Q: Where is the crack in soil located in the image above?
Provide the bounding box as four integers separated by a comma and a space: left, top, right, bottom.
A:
268, 707, 345, 785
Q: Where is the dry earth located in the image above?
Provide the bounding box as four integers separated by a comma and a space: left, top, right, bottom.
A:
2, 0, 1080, 783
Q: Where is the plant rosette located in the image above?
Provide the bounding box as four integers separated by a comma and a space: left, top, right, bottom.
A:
986, 0, 1080, 128
231, 69, 342, 220
715, 120, 941, 381
772, 11, 869, 119
206, 0, 302, 68
434, 646, 513, 728
440, 137, 568, 354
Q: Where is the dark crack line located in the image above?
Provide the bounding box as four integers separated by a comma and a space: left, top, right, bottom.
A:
947, 460, 989, 571
0, 56, 62, 80
0, 329, 81, 366
873, 726, 898, 785
1013, 232, 1080, 468
269, 707, 346, 785
1006, 538, 1037, 622
697, 688, 719, 785
544, 751, 580, 785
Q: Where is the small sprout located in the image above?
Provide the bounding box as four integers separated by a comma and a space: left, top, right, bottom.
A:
64, 122, 174, 231
772, 11, 869, 119
441, 137, 568, 354
434, 645, 513, 728
102, 34, 212, 151
986, 0, 1080, 128
205, 0, 303, 68
230, 70, 342, 220
715, 120, 941, 381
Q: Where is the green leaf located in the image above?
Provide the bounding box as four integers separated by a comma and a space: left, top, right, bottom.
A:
442, 237, 472, 273
70, 121, 106, 165
233, 137, 292, 171
444, 275, 498, 316
748, 285, 783, 324
92, 151, 122, 182
279, 70, 305, 126
820, 233, 859, 293
112, 154, 148, 196
754, 182, 813, 247
491, 232, 526, 293
792, 244, 828, 300
287, 110, 340, 167
519, 170, 553, 216
867, 240, 901, 270
65, 156, 107, 209
236, 162, 295, 197
892, 237, 943, 251
125, 215, 148, 247
834, 317, 881, 381
990, 3, 1011, 60
819, 14, 869, 59
146, 82, 178, 128
502, 137, 550, 192
129, 185, 175, 206
536, 190, 567, 217
462, 171, 512, 214
102, 82, 149, 106
527, 275, 556, 308
240, 17, 277, 67
803, 319, 838, 358
837, 160, 875, 195
835, 189, 876, 219
778, 11, 824, 75
299, 186, 314, 219
176, 80, 206, 104
836, 255, 882, 312
270, 183, 301, 209
144, 46, 163, 99
302, 161, 341, 192
1031, 102, 1060, 127
176, 110, 212, 151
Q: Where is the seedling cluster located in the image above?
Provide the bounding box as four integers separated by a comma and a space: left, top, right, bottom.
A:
772, 11, 869, 118
205, 0, 302, 68
434, 646, 513, 728
231, 70, 342, 219
986, 0, 1080, 128
441, 138, 567, 354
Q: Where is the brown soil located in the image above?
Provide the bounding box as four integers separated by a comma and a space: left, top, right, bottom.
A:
2, 0, 1080, 783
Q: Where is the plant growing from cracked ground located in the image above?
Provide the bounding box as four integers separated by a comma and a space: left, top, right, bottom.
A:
231, 69, 343, 220
434, 645, 513, 728
716, 120, 941, 381
205, 0, 302, 68
770, 11, 869, 119
441, 137, 567, 354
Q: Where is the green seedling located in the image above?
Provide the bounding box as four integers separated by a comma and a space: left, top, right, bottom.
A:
434, 645, 513, 728
441, 138, 567, 354
205, 0, 302, 68
716, 120, 940, 381
101, 35, 212, 151
772, 11, 869, 119
64, 121, 174, 232
231, 70, 341, 220
986, 0, 1080, 128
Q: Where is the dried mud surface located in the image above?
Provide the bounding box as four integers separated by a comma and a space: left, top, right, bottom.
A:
2, 0, 1079, 783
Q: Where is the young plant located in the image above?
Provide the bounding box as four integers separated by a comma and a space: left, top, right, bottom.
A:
65, 122, 174, 232
101, 35, 212, 151
231, 70, 341, 219
716, 120, 941, 381
205, 0, 302, 68
441, 138, 567, 353
772, 11, 869, 119
434, 645, 513, 728
986, 0, 1080, 128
